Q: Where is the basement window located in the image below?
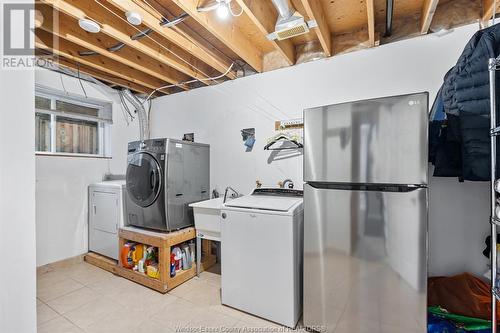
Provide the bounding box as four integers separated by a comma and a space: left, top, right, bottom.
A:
35, 87, 112, 157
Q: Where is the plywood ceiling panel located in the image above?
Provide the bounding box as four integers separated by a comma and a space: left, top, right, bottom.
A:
320, 0, 368, 34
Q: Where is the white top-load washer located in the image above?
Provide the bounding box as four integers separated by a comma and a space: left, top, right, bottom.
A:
221, 188, 303, 328
88, 180, 126, 260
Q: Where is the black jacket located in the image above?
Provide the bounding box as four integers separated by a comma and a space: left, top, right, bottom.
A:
437, 23, 500, 181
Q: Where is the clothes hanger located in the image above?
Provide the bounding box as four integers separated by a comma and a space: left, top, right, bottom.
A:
264, 133, 303, 150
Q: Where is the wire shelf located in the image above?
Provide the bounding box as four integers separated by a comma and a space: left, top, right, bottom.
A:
490, 57, 499, 332
492, 217, 500, 227
492, 127, 500, 137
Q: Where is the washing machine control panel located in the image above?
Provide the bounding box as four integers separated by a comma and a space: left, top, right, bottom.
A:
127, 139, 166, 155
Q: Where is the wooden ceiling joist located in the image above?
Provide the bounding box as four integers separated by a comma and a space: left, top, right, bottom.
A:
106, 0, 237, 79
420, 0, 440, 34
36, 5, 188, 90
483, 0, 499, 22
55, 56, 156, 95
234, 0, 295, 65
33, 0, 484, 96
366, 0, 376, 46
41, 0, 213, 85
168, 0, 264, 73
299, 0, 332, 57
35, 29, 172, 94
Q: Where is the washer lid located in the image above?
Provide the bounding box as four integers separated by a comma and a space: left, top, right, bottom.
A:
224, 195, 302, 212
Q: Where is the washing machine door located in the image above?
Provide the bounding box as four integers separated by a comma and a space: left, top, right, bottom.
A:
126, 152, 162, 207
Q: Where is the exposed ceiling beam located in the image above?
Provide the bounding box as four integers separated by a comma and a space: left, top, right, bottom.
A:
105, 0, 237, 79
483, 0, 498, 22
51, 55, 157, 95
300, 0, 332, 57
35, 29, 172, 94
420, 0, 440, 34
168, 0, 264, 72
234, 0, 295, 65
41, 0, 213, 85
366, 0, 376, 46
36, 4, 188, 90
130, 0, 238, 77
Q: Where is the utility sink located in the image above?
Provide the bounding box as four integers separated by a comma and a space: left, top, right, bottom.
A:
189, 197, 224, 241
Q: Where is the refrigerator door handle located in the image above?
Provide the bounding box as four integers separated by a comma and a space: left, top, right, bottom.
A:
307, 182, 426, 192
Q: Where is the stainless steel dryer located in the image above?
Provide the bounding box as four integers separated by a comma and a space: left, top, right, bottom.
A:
125, 138, 210, 232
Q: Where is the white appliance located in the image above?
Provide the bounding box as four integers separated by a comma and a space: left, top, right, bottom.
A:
189, 197, 224, 276
221, 188, 303, 328
88, 180, 126, 260
189, 197, 223, 242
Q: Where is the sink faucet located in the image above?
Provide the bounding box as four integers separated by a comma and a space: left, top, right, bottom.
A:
282, 179, 294, 189
223, 186, 240, 204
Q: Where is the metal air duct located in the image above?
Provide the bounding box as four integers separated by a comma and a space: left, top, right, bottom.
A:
267, 0, 317, 41
122, 89, 150, 142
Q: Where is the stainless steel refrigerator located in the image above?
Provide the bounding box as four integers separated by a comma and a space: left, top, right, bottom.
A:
303, 93, 428, 332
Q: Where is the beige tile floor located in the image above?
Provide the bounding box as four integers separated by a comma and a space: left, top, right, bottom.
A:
37, 261, 308, 333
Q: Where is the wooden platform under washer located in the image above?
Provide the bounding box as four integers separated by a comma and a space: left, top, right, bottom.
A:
86, 226, 216, 293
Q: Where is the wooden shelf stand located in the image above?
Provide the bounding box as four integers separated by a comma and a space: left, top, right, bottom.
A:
115, 226, 216, 293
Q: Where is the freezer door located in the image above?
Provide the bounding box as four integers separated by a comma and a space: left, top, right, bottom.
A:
304, 93, 428, 184
303, 184, 427, 332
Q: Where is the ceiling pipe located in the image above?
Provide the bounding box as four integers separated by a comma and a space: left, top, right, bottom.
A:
271, 0, 294, 22
160, 13, 188, 28
385, 0, 394, 37
78, 13, 187, 57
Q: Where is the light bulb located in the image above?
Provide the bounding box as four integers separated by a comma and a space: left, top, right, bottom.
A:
216, 2, 229, 19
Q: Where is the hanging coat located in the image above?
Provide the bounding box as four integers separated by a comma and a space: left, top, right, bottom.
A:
437, 23, 500, 181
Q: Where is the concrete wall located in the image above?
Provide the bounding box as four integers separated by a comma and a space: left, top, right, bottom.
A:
149, 23, 489, 277
0, 0, 36, 331
35, 68, 138, 266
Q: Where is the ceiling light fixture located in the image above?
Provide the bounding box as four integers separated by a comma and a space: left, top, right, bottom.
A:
216, 1, 229, 19
78, 18, 101, 33
197, 0, 242, 19
126, 11, 142, 26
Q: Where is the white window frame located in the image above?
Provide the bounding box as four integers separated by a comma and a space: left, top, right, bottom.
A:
35, 85, 112, 158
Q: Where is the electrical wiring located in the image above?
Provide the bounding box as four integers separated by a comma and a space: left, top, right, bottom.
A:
76, 62, 88, 98
197, 2, 220, 12
119, 90, 135, 122
117, 92, 131, 126
93, 0, 216, 85
160, 13, 188, 28
60, 74, 68, 94
142, 62, 235, 104
142, 0, 189, 27
147, 0, 232, 65
142, 0, 166, 20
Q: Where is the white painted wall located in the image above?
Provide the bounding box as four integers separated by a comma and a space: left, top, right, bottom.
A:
0, 1, 36, 331
35, 68, 138, 266
150, 23, 489, 277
